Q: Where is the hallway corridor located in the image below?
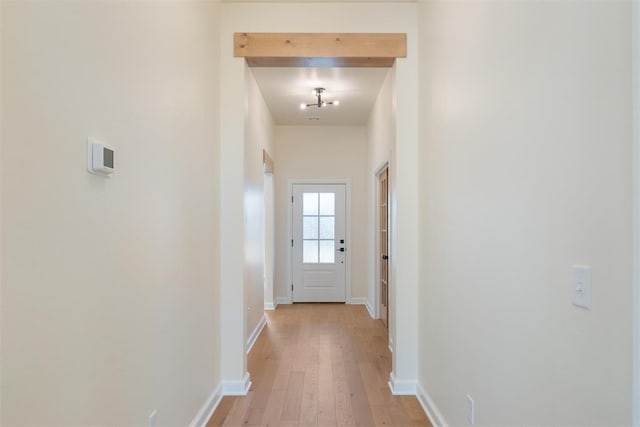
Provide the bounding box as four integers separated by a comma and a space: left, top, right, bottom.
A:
207, 304, 431, 427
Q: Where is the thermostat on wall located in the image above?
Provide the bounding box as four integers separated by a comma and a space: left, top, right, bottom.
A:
87, 138, 114, 176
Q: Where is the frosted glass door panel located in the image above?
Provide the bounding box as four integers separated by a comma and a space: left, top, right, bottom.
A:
303, 193, 319, 215
319, 193, 335, 215
319, 240, 335, 263
303, 240, 319, 263
303, 217, 319, 239
319, 217, 335, 239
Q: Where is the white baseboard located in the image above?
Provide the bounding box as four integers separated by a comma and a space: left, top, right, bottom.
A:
222, 372, 251, 396
347, 297, 376, 319
365, 300, 375, 318
388, 372, 417, 395
417, 382, 448, 427
189, 383, 223, 427
388, 343, 393, 353
349, 297, 375, 319
264, 301, 276, 310
246, 315, 266, 355
348, 297, 368, 305
275, 296, 292, 305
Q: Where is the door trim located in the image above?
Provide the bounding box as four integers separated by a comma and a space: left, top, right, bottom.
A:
287, 178, 352, 304
373, 160, 391, 319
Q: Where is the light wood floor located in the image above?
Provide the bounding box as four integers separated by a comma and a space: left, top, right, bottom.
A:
206, 303, 432, 427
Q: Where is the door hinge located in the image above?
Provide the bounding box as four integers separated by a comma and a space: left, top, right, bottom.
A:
291, 239, 293, 247
291, 196, 293, 203
291, 284, 294, 291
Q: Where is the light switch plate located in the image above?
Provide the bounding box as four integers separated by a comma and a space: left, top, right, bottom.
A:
572, 265, 591, 310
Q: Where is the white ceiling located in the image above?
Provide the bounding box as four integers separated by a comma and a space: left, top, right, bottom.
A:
250, 67, 390, 126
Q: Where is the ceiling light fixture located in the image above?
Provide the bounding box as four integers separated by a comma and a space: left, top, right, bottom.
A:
299, 88, 339, 110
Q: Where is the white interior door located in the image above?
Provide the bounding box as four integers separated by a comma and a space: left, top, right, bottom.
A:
292, 184, 346, 302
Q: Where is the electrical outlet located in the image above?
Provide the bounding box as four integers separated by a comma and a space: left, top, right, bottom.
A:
149, 410, 158, 427
466, 395, 475, 425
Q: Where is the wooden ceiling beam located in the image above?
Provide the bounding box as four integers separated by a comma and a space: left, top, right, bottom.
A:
234, 32, 406, 68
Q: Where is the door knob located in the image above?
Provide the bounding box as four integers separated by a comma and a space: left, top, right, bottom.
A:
382, 254, 388, 260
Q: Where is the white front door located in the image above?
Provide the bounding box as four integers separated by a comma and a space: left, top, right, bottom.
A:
292, 184, 346, 302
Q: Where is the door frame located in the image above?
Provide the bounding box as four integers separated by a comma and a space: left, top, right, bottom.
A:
374, 162, 390, 325
633, 1, 640, 423
287, 178, 352, 304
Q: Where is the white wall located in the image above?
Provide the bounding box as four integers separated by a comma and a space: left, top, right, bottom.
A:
219, 0, 419, 390
634, 3, 640, 425
264, 172, 275, 310
418, 1, 633, 425
366, 68, 394, 318
0, 2, 222, 425
274, 126, 367, 303
0, 1, 4, 421
244, 69, 274, 343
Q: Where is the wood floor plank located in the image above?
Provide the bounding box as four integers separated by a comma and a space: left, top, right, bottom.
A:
281, 371, 305, 422
317, 334, 337, 426
261, 378, 288, 425
300, 337, 320, 426
359, 361, 387, 406
399, 396, 431, 423
333, 377, 357, 427
221, 392, 253, 426
205, 396, 238, 427
207, 304, 432, 427
368, 404, 394, 427
243, 407, 265, 426
247, 359, 279, 411
331, 338, 357, 427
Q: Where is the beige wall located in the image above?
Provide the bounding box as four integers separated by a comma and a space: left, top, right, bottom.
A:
418, 1, 633, 425
0, 2, 221, 425
244, 69, 274, 343
274, 126, 368, 303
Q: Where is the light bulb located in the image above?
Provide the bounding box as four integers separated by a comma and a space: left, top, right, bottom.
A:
333, 100, 340, 106
322, 101, 326, 107
300, 103, 307, 110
